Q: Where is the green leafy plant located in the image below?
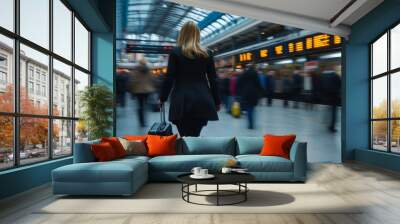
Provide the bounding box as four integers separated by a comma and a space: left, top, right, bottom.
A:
79, 84, 113, 140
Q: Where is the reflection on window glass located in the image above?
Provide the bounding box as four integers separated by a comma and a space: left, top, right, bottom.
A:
0, 116, 13, 170
391, 72, 400, 118
74, 69, 89, 118
372, 121, 388, 151
53, 59, 72, 117
74, 18, 89, 70
372, 76, 387, 119
19, 117, 49, 165
372, 33, 387, 76
391, 24, 400, 70
391, 120, 400, 153
53, 119, 72, 158
53, 0, 72, 60
0, 35, 14, 113
0, 0, 14, 31
20, 44, 49, 115
75, 120, 88, 143
20, 0, 49, 49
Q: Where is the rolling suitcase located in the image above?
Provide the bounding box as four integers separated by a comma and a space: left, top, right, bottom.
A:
148, 103, 173, 136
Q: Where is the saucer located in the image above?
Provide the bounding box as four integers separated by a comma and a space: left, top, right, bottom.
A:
190, 174, 215, 179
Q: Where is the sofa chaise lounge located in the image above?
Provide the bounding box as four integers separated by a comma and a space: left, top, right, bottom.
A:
52, 137, 307, 196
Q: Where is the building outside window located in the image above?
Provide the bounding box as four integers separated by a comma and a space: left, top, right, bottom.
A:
0, 0, 91, 170
28, 81, 34, 94
0, 71, 6, 84
370, 22, 400, 154
28, 67, 34, 80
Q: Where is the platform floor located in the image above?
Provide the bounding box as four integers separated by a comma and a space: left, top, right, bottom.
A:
116, 97, 341, 163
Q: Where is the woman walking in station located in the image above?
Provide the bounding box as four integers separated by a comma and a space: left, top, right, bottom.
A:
160, 21, 221, 137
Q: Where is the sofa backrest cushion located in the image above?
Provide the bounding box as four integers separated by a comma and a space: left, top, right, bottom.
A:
235, 137, 263, 155
178, 137, 236, 155
73, 139, 100, 163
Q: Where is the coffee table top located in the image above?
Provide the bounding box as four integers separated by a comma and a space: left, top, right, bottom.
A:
177, 172, 255, 185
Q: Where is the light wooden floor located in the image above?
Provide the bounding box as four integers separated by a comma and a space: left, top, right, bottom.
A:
1, 162, 400, 224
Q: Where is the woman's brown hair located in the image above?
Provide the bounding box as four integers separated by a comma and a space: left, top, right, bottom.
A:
177, 21, 208, 59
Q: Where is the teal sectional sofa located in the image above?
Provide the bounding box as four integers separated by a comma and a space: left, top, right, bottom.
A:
52, 137, 307, 196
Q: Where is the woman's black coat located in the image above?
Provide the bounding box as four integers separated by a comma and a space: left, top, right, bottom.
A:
160, 47, 221, 123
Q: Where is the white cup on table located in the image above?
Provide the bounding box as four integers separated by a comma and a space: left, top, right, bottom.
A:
191, 167, 202, 176
200, 169, 208, 176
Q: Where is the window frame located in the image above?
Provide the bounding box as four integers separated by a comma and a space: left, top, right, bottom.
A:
0, 0, 92, 171
370, 20, 400, 154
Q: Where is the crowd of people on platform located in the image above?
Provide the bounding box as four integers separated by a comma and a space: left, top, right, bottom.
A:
116, 59, 341, 133
217, 64, 341, 132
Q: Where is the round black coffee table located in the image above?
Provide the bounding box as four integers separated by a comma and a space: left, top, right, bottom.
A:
177, 173, 255, 206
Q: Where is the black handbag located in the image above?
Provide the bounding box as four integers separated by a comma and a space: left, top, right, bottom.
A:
148, 103, 173, 136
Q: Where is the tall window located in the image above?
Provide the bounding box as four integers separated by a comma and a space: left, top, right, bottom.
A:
371, 23, 400, 153
0, 0, 91, 170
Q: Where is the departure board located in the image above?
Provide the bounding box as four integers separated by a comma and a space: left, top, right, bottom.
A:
237, 33, 342, 63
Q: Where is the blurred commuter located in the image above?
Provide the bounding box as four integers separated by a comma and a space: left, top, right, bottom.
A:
229, 71, 240, 114
218, 73, 231, 113
116, 69, 129, 107
292, 70, 304, 108
311, 70, 322, 104
303, 72, 314, 110
282, 73, 292, 107
257, 67, 267, 105
265, 70, 276, 106
320, 67, 341, 132
237, 63, 263, 129
130, 59, 155, 127
160, 21, 221, 137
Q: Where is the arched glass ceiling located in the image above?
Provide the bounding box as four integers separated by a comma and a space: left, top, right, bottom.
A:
117, 0, 245, 41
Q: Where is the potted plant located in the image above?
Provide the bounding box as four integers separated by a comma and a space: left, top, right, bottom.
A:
79, 84, 113, 140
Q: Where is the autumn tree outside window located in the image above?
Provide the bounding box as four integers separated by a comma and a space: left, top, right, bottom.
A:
0, 0, 91, 170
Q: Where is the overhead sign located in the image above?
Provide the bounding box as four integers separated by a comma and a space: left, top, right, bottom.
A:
237, 33, 342, 63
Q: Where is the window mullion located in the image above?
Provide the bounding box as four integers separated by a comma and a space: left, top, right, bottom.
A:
13, 0, 21, 167
388, 30, 391, 153
48, 0, 54, 160
71, 10, 76, 154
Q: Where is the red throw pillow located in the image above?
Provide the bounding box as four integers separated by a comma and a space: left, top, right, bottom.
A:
146, 134, 177, 157
91, 142, 117, 162
101, 137, 126, 158
260, 134, 296, 159
124, 135, 147, 141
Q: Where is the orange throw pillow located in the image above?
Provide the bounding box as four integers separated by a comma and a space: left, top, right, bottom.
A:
146, 134, 177, 157
91, 142, 117, 162
260, 134, 296, 159
124, 135, 147, 141
101, 137, 126, 158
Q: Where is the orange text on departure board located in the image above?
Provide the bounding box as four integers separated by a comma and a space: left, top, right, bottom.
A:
288, 43, 294, 53
259, 49, 268, 58
239, 52, 252, 62
313, 34, 330, 48
333, 35, 342, 45
306, 37, 313, 49
274, 45, 284, 55
295, 41, 304, 52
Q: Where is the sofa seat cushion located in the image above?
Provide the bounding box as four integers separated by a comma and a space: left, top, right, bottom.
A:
236, 155, 293, 172
149, 154, 235, 172
53, 159, 147, 183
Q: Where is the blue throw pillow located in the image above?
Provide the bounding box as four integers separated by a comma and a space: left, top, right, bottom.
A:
236, 137, 264, 155
180, 137, 236, 155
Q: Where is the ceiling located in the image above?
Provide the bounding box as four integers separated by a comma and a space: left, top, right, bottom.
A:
171, 0, 384, 37
117, 0, 245, 40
